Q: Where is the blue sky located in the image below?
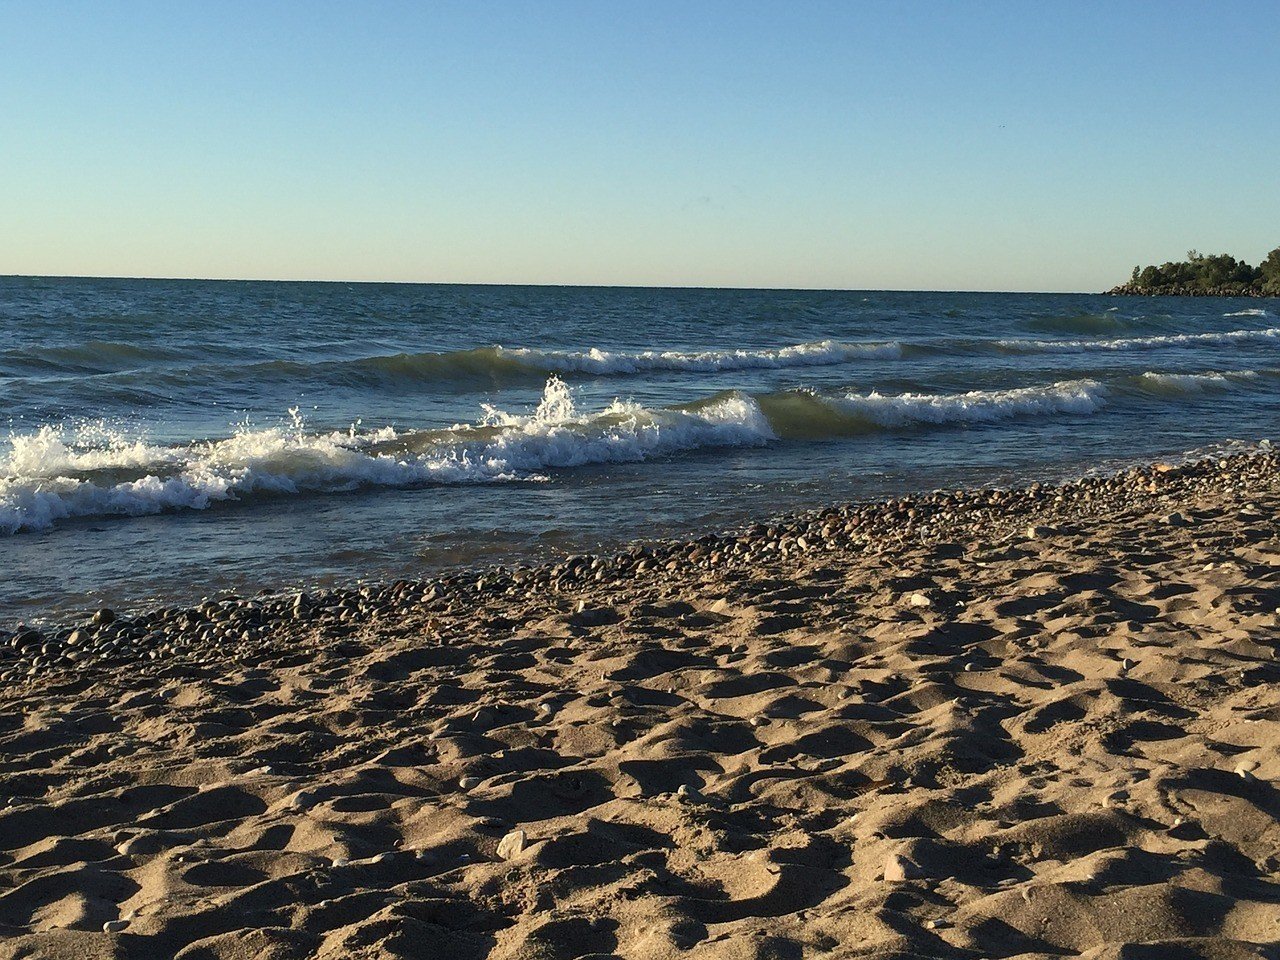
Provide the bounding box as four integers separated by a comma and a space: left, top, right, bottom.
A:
2, 1, 1278, 290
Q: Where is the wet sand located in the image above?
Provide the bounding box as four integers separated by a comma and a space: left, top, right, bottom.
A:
1, 451, 1278, 959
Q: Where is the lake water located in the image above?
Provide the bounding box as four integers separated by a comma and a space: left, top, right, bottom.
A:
1, 277, 1276, 622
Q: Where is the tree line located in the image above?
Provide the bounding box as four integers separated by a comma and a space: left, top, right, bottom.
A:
1109, 248, 1280, 296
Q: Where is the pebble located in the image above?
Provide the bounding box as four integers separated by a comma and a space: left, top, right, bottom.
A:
1236, 760, 1260, 781
288, 790, 315, 811
459, 776, 481, 789
102, 919, 128, 933
884, 853, 925, 882
497, 829, 527, 860
5, 448, 1277, 688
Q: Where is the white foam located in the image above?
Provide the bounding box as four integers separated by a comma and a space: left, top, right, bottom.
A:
999, 326, 1280, 354
1224, 308, 1268, 317
500, 339, 901, 375
0, 423, 176, 477
828, 379, 1109, 427
0, 379, 774, 534
1136, 370, 1254, 392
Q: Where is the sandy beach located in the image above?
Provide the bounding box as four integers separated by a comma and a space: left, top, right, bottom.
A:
1, 450, 1278, 959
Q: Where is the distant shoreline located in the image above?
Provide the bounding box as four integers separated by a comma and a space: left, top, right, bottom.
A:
1106, 283, 1278, 298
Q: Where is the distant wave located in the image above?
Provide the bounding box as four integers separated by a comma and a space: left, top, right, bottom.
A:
288, 339, 905, 385
2, 368, 1270, 534
0, 338, 905, 386
0, 340, 194, 377
1224, 308, 1268, 318
757, 369, 1260, 439
1134, 369, 1258, 395
1022, 312, 1133, 335
827, 379, 1107, 427
499, 339, 903, 374
8, 327, 1277, 393
999, 326, 1280, 355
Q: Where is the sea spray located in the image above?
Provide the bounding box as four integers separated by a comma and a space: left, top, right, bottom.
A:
3, 367, 1267, 534
0, 379, 776, 533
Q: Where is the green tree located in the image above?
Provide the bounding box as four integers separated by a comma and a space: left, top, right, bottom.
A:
1119, 246, 1277, 295
1260, 247, 1280, 295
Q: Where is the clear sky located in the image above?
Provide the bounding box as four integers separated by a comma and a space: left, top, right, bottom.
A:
2, 1, 1278, 291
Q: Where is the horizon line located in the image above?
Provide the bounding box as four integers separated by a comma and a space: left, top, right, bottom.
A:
0, 273, 1110, 296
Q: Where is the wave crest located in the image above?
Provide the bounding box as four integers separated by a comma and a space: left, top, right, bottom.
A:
2, 367, 1270, 534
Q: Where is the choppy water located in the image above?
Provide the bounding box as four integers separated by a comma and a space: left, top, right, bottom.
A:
1, 277, 1276, 623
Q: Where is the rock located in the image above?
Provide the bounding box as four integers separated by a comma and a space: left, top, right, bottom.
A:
459, 776, 481, 790
497, 829, 527, 860
907, 592, 931, 609
884, 853, 925, 882
92, 608, 116, 626
288, 790, 315, 811
1163, 512, 1191, 527
569, 606, 620, 627
1236, 760, 1260, 781
102, 919, 128, 933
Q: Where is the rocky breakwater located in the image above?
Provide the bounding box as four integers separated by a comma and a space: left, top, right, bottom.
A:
3, 445, 1276, 686
1106, 281, 1277, 297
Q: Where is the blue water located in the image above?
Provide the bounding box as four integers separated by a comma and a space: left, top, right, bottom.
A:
1, 277, 1276, 623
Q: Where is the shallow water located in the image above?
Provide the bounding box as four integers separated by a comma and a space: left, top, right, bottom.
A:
1, 278, 1276, 622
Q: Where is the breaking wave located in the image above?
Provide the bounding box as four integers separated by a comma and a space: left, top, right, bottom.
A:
999, 326, 1280, 355
3, 367, 1268, 534
0, 380, 773, 534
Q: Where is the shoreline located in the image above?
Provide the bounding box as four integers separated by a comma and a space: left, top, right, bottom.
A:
3, 445, 1275, 686
1105, 284, 1279, 298
1, 449, 1278, 957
